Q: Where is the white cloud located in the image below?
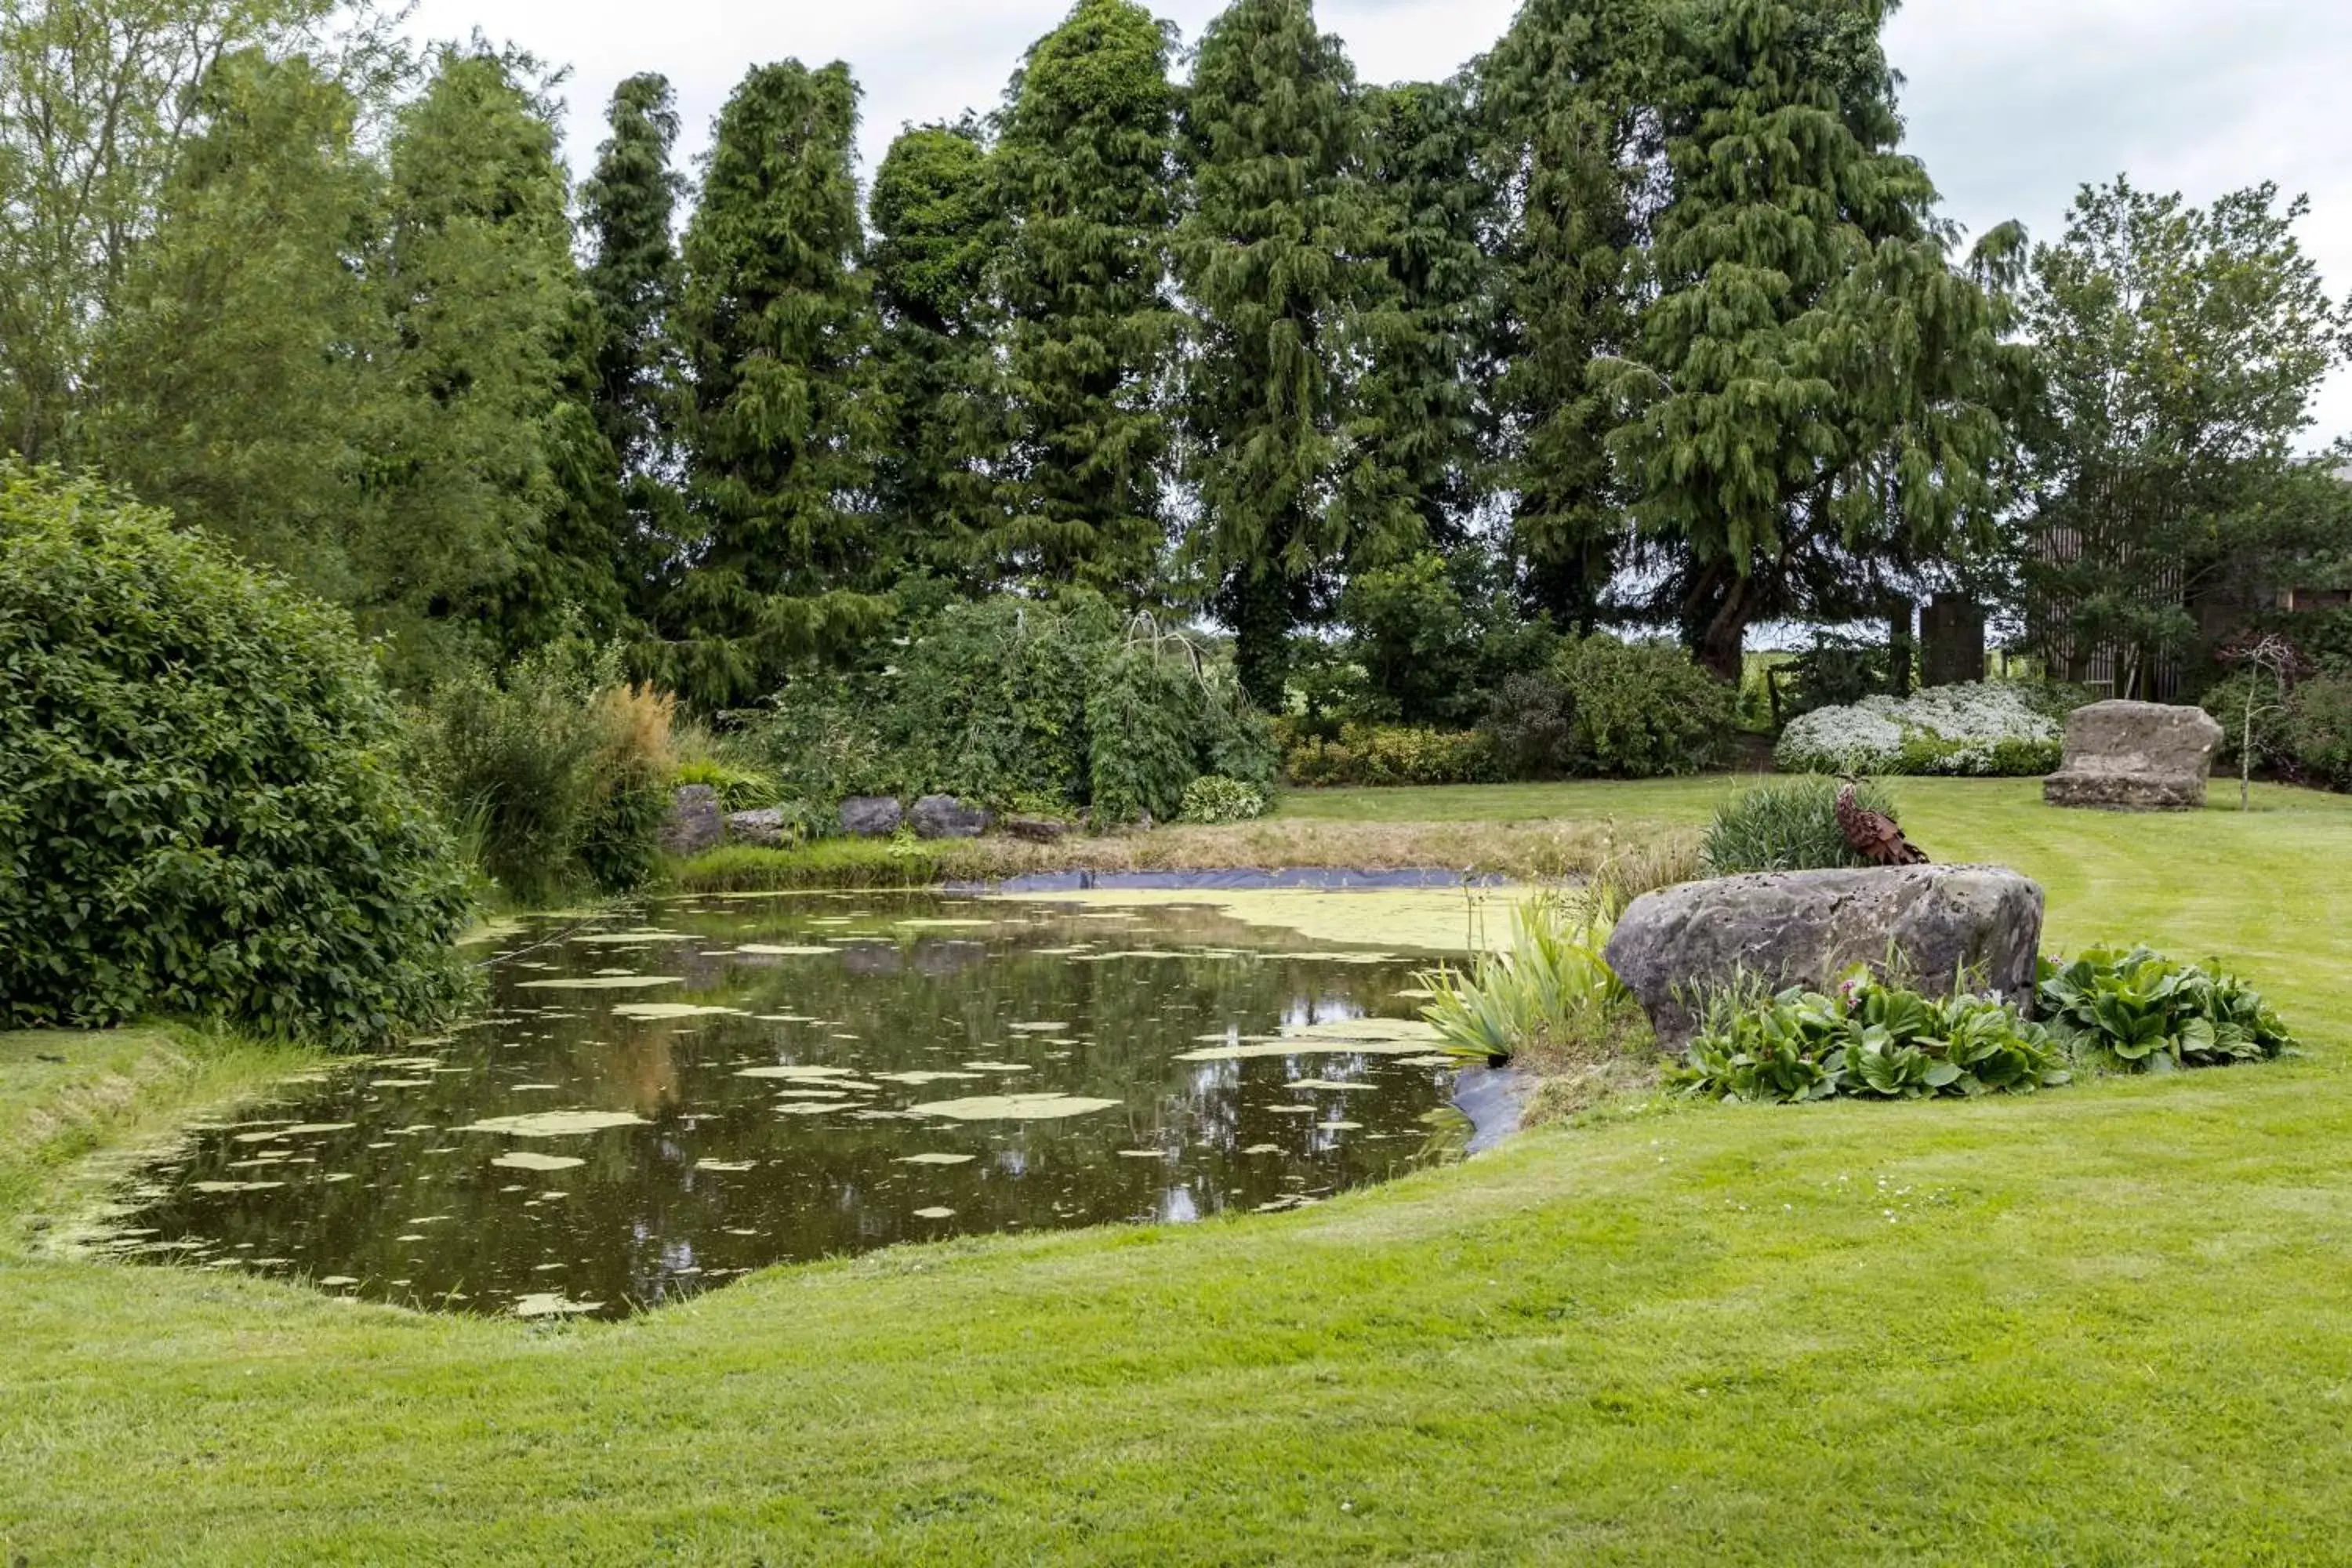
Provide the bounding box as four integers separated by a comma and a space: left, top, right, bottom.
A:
403, 0, 2352, 442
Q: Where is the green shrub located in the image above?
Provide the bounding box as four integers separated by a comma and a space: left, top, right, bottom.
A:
671, 757, 780, 811
1480, 670, 1579, 779
1176, 775, 1269, 825
1677, 972, 2066, 1103
2281, 675, 2352, 791
738, 596, 1274, 826
0, 464, 472, 1040
1280, 722, 1501, 787
2037, 947, 2295, 1072
1555, 634, 1733, 778
1703, 775, 1900, 874
416, 644, 675, 903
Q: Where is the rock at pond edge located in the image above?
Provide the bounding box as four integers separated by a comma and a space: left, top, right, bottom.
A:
1602, 864, 2045, 1051
726, 805, 796, 848
659, 785, 724, 857
910, 794, 993, 840
839, 796, 904, 838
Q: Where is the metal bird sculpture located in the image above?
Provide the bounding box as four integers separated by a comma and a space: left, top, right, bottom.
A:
1836, 779, 1929, 866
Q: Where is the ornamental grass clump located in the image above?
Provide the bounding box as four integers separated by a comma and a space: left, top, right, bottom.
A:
1702, 775, 1900, 874
1417, 895, 1651, 1069
0, 463, 473, 1040
1776, 683, 2060, 776
2037, 947, 2295, 1072
1677, 971, 2067, 1103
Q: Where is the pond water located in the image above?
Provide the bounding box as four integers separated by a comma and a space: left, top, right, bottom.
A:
100, 890, 1483, 1319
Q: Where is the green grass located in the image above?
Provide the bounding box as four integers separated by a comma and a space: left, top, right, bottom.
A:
9, 779, 2352, 1563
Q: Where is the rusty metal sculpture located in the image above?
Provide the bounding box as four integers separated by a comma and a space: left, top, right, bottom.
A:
1836, 779, 1929, 866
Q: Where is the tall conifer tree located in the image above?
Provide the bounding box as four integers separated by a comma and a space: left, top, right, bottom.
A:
1606, 0, 2018, 678
580, 71, 688, 617
869, 121, 1004, 582
666, 59, 888, 708
1176, 0, 1389, 707
1477, 0, 1662, 631
993, 0, 1180, 597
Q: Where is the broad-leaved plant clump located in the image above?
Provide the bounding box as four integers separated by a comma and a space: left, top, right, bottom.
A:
2038, 947, 2295, 1071
1678, 972, 2067, 1104
0, 464, 474, 1040
1175, 775, 1269, 825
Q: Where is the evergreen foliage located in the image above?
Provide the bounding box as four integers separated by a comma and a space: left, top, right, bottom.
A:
666, 58, 891, 707
580, 71, 689, 619
0, 465, 472, 1040
869, 121, 1006, 580
993, 0, 1180, 597
1175, 0, 1396, 707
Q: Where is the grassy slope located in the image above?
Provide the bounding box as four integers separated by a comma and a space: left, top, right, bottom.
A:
8, 779, 2352, 1563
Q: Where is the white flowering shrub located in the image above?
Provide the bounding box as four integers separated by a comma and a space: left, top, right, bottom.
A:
1775, 684, 2063, 777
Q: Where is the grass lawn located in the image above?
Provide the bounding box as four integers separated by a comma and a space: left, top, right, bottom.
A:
8, 778, 2352, 1563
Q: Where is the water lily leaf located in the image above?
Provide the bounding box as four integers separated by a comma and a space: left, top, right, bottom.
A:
1007, 1022, 1073, 1033
492, 1151, 585, 1171
517, 975, 684, 991
569, 930, 693, 944
370, 1078, 433, 1087
896, 1152, 975, 1165
1287, 1080, 1374, 1092
960, 1061, 1029, 1073
611, 1002, 746, 1021
735, 1065, 862, 1081
906, 1093, 1122, 1122
869, 1069, 984, 1085
191, 1180, 284, 1192
457, 1111, 648, 1138
695, 1159, 757, 1172
734, 945, 840, 956
511, 1292, 602, 1318
912, 1206, 956, 1219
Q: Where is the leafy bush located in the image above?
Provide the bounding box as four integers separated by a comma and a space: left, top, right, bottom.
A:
1780, 627, 1890, 717
1418, 896, 1646, 1065
671, 757, 780, 811
1337, 550, 1561, 728
1555, 634, 1733, 778
2037, 948, 2295, 1072
1776, 683, 2060, 776
417, 642, 675, 903
1677, 972, 2067, 1103
1703, 775, 1902, 875
1480, 670, 1579, 779
0, 464, 472, 1040
739, 596, 1274, 826
1176, 775, 1269, 825
1280, 722, 1501, 787
2281, 675, 2352, 791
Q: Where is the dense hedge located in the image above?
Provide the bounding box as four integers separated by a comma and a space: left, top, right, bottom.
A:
0, 466, 473, 1040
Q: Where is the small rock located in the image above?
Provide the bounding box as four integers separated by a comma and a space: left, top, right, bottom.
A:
910, 794, 993, 840
2043, 699, 2223, 811
726, 806, 795, 848
838, 796, 904, 838
1003, 815, 1069, 843
658, 785, 724, 857
1603, 864, 2045, 1051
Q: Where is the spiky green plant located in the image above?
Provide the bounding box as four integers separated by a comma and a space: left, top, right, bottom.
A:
1417, 894, 1635, 1063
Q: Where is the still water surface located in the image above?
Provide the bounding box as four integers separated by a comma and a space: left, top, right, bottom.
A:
106, 891, 1475, 1318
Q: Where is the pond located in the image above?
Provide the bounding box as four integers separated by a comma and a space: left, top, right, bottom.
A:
97, 887, 1504, 1319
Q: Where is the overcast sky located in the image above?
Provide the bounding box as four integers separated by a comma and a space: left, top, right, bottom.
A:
405, 0, 2352, 442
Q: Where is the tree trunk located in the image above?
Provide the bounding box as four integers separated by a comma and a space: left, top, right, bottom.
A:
1887, 600, 1915, 695
1683, 564, 1752, 684
1229, 570, 1293, 713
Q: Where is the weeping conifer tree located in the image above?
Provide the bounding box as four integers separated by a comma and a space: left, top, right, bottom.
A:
1476, 0, 1663, 632
992, 0, 1181, 598
869, 121, 1006, 583
580, 71, 688, 619
374, 43, 624, 675
666, 59, 891, 709
1352, 77, 1500, 555
1176, 0, 1399, 709
1605, 0, 2021, 679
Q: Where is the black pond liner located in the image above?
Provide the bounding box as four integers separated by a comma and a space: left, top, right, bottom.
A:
949, 866, 1513, 895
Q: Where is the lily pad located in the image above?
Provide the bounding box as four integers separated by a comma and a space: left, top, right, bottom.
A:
1287, 1079, 1374, 1092
734, 945, 840, 956
906, 1092, 1123, 1122
695, 1159, 757, 1172
895, 1152, 976, 1166
456, 1111, 648, 1138
735, 1065, 862, 1081
869, 1069, 983, 1086
511, 1293, 603, 1318
491, 1151, 586, 1172
516, 975, 684, 991
912, 1206, 956, 1219
610, 1002, 746, 1021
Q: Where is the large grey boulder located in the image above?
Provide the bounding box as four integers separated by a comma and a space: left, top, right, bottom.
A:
726, 806, 795, 848
1003, 814, 1071, 844
1604, 865, 2045, 1050
2044, 699, 2223, 811
658, 785, 724, 858
839, 796, 904, 837
910, 793, 993, 840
